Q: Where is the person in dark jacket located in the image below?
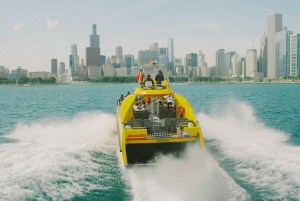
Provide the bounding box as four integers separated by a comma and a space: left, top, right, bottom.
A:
155, 70, 164, 86
145, 74, 154, 86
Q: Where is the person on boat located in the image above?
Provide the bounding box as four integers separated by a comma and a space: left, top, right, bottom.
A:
133, 103, 139, 111
136, 69, 145, 83
125, 91, 130, 97
145, 74, 154, 86
177, 104, 185, 118
118, 95, 124, 105
155, 70, 164, 86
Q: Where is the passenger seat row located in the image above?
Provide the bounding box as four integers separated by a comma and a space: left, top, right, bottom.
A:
134, 111, 149, 120
161, 118, 196, 130
124, 119, 151, 129
159, 110, 176, 119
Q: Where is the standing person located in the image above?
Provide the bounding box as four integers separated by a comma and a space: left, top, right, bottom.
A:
118, 95, 124, 105
177, 104, 185, 118
155, 70, 164, 86
136, 69, 145, 82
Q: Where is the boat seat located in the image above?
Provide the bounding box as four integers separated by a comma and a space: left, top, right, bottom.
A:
159, 110, 166, 119
143, 119, 152, 129
134, 111, 142, 120
141, 111, 149, 119
165, 118, 173, 128
134, 119, 144, 127
166, 110, 176, 118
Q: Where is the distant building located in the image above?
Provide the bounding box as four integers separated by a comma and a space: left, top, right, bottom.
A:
159, 47, 167, 55
116, 46, 123, 67
290, 34, 300, 76
11, 68, 28, 78
216, 49, 226, 77
100, 55, 106, 66
168, 37, 174, 62
275, 27, 293, 78
198, 50, 206, 67
260, 32, 268, 77
59, 62, 65, 74
90, 24, 100, 48
231, 53, 242, 76
225, 51, 235, 76
138, 50, 159, 66
88, 65, 102, 79
0, 66, 4, 77
131, 66, 140, 76
246, 49, 258, 77
116, 67, 127, 76
86, 47, 100, 76
71, 44, 79, 74
29, 71, 47, 79
186, 53, 197, 67
267, 13, 282, 78
150, 42, 159, 51
124, 54, 134, 74
159, 55, 168, 66
201, 66, 211, 77
69, 55, 73, 75
51, 58, 58, 74
103, 57, 114, 76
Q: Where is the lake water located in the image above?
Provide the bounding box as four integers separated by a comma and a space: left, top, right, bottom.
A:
1, 83, 300, 200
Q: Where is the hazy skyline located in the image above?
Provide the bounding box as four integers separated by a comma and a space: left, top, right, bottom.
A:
1, 0, 300, 71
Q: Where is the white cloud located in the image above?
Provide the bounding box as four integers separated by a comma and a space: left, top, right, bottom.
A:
46, 19, 59, 30
13, 23, 25, 31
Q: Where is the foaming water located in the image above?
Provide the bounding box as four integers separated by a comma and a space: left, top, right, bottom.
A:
198, 100, 300, 200
123, 144, 249, 201
0, 112, 127, 200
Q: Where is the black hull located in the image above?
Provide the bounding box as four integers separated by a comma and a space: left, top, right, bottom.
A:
126, 142, 192, 164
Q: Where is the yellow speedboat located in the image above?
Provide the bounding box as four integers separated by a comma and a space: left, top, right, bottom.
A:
116, 63, 205, 165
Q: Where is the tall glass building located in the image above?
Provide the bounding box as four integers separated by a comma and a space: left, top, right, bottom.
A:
275, 29, 293, 78
69, 55, 74, 74
290, 34, 300, 76
90, 24, 100, 48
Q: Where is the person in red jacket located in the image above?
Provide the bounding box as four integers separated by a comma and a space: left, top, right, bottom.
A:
136, 69, 145, 82
177, 104, 185, 118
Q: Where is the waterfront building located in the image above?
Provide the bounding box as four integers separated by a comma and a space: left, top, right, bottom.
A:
71, 44, 79, 74
116, 67, 127, 76
131, 66, 140, 76
267, 13, 282, 78
150, 42, 159, 51
86, 47, 101, 76
260, 32, 268, 77
0, 66, 4, 77
59, 62, 65, 74
159, 55, 168, 66
124, 54, 134, 74
116, 46, 123, 67
138, 50, 159, 66
29, 71, 47, 79
290, 34, 300, 76
201, 66, 211, 77
168, 37, 174, 62
246, 49, 258, 77
51, 58, 58, 74
100, 55, 106, 66
225, 51, 235, 76
231, 53, 242, 76
69, 55, 74, 75
88, 66, 102, 79
103, 57, 114, 76
11, 67, 28, 78
159, 47, 167, 55
4, 68, 9, 78
90, 24, 100, 48
186, 53, 197, 67
275, 27, 293, 78
216, 49, 226, 77
81, 57, 85, 66
198, 50, 206, 67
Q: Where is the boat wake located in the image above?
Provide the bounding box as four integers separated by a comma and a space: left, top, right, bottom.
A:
197, 100, 300, 200
0, 112, 127, 200
122, 144, 249, 201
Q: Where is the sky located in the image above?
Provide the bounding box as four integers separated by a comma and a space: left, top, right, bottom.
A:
0, 0, 300, 72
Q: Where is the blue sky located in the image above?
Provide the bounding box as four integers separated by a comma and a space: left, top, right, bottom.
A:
0, 0, 299, 71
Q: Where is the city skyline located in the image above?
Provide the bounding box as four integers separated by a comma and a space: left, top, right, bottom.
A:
1, 0, 300, 71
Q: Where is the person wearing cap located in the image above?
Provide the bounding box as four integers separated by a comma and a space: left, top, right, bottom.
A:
155, 70, 164, 86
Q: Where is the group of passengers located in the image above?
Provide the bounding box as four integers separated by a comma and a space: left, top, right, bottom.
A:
118, 92, 131, 105
159, 94, 176, 111
136, 69, 165, 87
133, 96, 151, 112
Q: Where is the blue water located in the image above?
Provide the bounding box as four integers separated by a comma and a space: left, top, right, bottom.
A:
1, 84, 300, 200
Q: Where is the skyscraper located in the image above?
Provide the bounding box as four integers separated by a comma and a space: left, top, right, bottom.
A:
259, 32, 268, 77
197, 50, 205, 67
186, 53, 197, 67
59, 62, 65, 74
168, 37, 174, 62
246, 49, 258, 77
225, 51, 235, 76
85, 47, 101, 77
159, 47, 167, 55
275, 27, 293, 78
150, 42, 159, 51
216, 49, 225, 77
267, 13, 282, 78
231, 53, 242, 76
71, 44, 79, 74
100, 55, 106, 66
116, 46, 123, 67
90, 24, 100, 48
290, 34, 300, 76
51, 58, 58, 74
